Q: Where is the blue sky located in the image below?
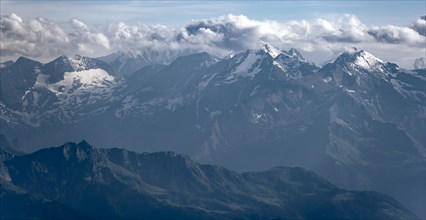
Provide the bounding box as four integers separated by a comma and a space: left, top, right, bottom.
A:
1, 1, 424, 26
1, 1, 425, 68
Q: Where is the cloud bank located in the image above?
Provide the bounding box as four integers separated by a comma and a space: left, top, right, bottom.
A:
1, 13, 425, 67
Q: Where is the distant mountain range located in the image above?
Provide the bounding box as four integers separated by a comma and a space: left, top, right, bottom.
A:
1, 44, 425, 218
414, 57, 425, 70
97, 49, 190, 79
0, 141, 418, 219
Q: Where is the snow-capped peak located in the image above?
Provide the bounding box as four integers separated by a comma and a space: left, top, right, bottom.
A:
335, 50, 387, 73
352, 50, 384, 69
261, 44, 281, 58
66, 55, 90, 71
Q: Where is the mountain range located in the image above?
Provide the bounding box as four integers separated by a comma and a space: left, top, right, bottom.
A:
1, 44, 425, 218
0, 141, 418, 219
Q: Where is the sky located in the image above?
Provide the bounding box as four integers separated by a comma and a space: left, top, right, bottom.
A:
1, 0, 425, 68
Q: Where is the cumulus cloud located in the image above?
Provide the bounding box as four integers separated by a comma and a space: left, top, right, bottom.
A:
0, 13, 425, 67
0, 13, 111, 59
368, 25, 424, 45
410, 16, 426, 36
0, 13, 70, 58
69, 18, 110, 53
177, 14, 424, 55
314, 15, 370, 43
182, 14, 261, 51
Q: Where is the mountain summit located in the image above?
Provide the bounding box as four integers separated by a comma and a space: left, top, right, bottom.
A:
0, 141, 418, 220
333, 50, 388, 74
1, 48, 425, 218
261, 43, 282, 58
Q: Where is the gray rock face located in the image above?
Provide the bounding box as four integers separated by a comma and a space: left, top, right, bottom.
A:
97, 49, 191, 79
0, 141, 418, 220
1, 45, 425, 218
414, 57, 425, 70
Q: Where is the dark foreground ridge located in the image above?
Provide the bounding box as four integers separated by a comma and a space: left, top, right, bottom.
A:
2, 46, 425, 218
0, 141, 418, 220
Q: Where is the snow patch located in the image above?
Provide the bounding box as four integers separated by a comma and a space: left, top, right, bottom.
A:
76, 147, 87, 161
250, 85, 261, 96
63, 146, 70, 160
262, 44, 281, 58
389, 78, 414, 98
47, 69, 114, 94
227, 53, 235, 59
210, 111, 222, 119
198, 72, 218, 89
273, 61, 285, 71
34, 74, 49, 88
323, 77, 332, 83
67, 56, 89, 71
166, 96, 183, 111
229, 52, 262, 79
21, 90, 30, 101
353, 51, 385, 72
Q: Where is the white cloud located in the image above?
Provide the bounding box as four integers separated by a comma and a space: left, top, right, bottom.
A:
1, 13, 424, 68
368, 25, 424, 45
0, 13, 70, 58
69, 18, 110, 53
410, 16, 426, 36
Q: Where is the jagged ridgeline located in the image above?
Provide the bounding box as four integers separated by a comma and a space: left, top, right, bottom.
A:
0, 141, 418, 219
1, 45, 425, 218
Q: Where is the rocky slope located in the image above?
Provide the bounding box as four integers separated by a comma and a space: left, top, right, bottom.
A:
0, 141, 418, 220
1, 45, 424, 218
